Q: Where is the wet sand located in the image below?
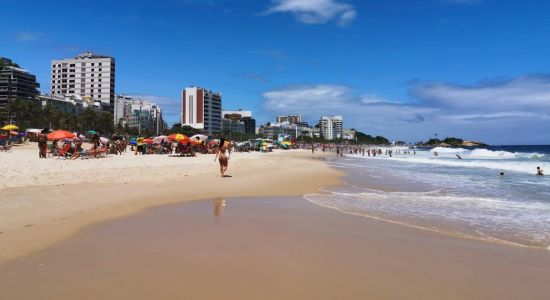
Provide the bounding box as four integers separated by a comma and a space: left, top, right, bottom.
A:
1, 197, 549, 300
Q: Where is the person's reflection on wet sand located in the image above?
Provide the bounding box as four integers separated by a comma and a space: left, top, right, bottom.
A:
214, 198, 226, 217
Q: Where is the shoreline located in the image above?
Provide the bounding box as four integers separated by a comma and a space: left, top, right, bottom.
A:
0, 148, 343, 264
2, 196, 549, 299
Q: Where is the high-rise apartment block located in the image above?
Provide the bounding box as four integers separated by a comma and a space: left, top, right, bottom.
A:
51, 51, 115, 113
0, 57, 40, 117
320, 115, 343, 140
181, 86, 222, 135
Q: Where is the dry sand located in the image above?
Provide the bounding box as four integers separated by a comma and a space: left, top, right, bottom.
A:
0, 144, 342, 263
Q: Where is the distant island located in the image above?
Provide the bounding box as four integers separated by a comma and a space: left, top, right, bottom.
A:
417, 137, 487, 147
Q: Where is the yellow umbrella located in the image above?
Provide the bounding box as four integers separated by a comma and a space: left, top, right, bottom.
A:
2, 124, 18, 131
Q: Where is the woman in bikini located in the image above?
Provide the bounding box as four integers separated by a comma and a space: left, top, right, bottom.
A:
214, 138, 229, 177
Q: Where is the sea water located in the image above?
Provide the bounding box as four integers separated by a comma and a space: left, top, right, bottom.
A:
305, 146, 550, 249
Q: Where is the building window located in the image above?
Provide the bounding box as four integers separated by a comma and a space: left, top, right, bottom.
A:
81, 68, 85, 72
98, 95, 101, 98
70, 64, 75, 67
81, 89, 85, 93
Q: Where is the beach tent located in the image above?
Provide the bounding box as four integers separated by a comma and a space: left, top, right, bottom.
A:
1, 124, 18, 131
48, 130, 75, 141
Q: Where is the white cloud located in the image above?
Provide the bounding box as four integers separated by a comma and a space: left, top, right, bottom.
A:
16, 32, 39, 42
265, 0, 357, 26
411, 75, 550, 117
261, 76, 550, 144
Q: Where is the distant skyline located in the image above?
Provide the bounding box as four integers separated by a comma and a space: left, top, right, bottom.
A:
2, 0, 550, 144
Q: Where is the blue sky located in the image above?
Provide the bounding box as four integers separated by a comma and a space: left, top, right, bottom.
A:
2, 0, 550, 144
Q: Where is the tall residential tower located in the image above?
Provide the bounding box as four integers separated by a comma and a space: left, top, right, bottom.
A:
181, 86, 222, 135
51, 51, 115, 113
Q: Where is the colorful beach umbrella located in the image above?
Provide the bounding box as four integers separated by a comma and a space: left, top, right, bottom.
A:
26, 129, 41, 133
2, 124, 18, 131
9, 131, 18, 136
143, 138, 154, 145
47, 130, 75, 141
87, 130, 97, 135
99, 137, 109, 144
168, 133, 189, 142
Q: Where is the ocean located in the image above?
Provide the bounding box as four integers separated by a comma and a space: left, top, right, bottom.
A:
305, 145, 550, 249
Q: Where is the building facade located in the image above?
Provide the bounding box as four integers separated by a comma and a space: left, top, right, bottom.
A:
115, 95, 163, 135
276, 114, 302, 124
51, 51, 115, 114
222, 109, 256, 136
181, 86, 222, 135
222, 118, 245, 135
0, 57, 40, 121
320, 115, 343, 140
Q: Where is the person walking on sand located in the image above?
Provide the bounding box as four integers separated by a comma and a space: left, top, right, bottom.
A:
38, 128, 49, 158
214, 138, 230, 177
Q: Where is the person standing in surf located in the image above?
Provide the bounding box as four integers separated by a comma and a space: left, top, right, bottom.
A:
214, 138, 230, 177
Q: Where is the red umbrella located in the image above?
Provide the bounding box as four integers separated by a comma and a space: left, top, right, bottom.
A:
190, 140, 201, 146
48, 130, 75, 141
143, 138, 154, 145
9, 131, 18, 136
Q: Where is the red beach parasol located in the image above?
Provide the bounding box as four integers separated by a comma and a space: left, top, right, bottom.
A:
47, 130, 75, 141
143, 138, 154, 144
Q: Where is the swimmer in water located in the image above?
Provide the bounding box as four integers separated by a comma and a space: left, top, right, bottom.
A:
536, 166, 544, 176
456, 154, 462, 159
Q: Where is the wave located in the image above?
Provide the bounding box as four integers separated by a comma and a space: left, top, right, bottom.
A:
429, 147, 548, 161
304, 189, 550, 249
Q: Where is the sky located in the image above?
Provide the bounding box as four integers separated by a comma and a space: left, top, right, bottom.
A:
2, 0, 550, 144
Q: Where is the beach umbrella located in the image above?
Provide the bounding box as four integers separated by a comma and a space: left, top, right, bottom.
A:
100, 137, 109, 144
143, 138, 154, 145
0, 134, 7, 139
47, 130, 75, 141
1, 124, 18, 131
190, 139, 201, 146
153, 135, 168, 143
208, 140, 219, 146
26, 128, 41, 134
190, 134, 208, 142
167, 133, 189, 142
87, 130, 97, 135
9, 131, 18, 136
78, 134, 86, 139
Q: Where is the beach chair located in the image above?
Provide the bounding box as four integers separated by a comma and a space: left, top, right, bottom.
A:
53, 144, 72, 159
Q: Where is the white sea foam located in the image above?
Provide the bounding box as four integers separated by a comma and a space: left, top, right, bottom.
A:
305, 189, 550, 249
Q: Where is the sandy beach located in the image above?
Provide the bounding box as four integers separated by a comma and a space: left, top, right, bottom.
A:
1, 144, 550, 299
0, 144, 341, 263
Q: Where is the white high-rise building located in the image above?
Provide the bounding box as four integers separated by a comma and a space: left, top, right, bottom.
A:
320, 115, 343, 140
51, 51, 115, 114
181, 86, 222, 135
